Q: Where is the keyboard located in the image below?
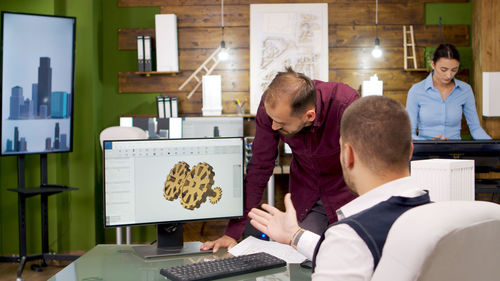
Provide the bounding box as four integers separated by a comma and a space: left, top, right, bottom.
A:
160, 252, 287, 281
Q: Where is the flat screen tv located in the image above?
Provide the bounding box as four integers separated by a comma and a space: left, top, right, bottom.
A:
1, 12, 75, 155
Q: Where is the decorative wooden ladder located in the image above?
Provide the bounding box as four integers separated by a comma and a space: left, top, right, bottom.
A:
178, 46, 230, 99
403, 25, 420, 70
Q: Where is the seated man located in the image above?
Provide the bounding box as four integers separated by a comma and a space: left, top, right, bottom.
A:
249, 96, 429, 280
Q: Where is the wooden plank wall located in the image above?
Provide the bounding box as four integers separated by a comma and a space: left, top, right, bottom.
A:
472, 0, 500, 139
117, 0, 470, 115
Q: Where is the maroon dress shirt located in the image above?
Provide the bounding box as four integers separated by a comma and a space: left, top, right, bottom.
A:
225, 80, 360, 240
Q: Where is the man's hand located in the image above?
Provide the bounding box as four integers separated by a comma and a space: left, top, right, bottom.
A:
200, 235, 237, 253
248, 193, 300, 245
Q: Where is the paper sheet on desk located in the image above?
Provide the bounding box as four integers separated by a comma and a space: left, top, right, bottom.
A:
229, 236, 307, 264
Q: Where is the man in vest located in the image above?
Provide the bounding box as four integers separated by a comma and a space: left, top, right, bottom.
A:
249, 95, 430, 280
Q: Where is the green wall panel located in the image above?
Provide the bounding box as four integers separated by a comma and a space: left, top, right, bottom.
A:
99, 2, 160, 244
425, 2, 472, 25
425, 2, 472, 75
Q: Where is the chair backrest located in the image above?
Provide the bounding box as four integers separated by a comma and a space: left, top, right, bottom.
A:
371, 200, 500, 281
99, 126, 148, 149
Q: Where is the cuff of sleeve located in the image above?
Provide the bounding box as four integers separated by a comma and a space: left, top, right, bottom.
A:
296, 231, 321, 261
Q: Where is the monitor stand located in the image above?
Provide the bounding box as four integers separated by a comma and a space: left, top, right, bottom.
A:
133, 223, 210, 259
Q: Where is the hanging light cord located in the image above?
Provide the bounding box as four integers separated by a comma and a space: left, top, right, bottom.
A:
375, 0, 378, 25
371, 0, 382, 58
221, 0, 225, 43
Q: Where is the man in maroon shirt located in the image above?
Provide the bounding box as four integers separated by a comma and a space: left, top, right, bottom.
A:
201, 67, 359, 252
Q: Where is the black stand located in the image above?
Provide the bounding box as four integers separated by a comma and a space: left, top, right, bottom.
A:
133, 223, 210, 259
0, 154, 79, 277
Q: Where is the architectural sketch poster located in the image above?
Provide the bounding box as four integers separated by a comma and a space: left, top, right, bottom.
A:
250, 4, 329, 115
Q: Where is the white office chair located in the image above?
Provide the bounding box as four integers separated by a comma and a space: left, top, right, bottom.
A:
99, 126, 148, 245
371, 200, 500, 281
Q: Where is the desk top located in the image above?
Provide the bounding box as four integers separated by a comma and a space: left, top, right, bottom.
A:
49, 244, 312, 281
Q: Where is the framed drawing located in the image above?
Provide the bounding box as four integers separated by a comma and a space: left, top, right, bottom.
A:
250, 4, 329, 115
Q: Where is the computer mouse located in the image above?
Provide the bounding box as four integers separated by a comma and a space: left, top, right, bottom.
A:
300, 259, 313, 269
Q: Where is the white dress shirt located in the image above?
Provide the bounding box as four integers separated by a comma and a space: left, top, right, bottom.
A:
296, 177, 426, 281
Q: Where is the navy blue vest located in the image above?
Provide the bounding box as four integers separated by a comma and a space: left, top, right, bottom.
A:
312, 191, 431, 272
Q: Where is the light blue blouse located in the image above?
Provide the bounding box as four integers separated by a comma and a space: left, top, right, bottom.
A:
406, 73, 491, 140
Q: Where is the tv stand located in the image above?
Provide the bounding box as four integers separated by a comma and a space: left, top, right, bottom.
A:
0, 154, 79, 278
133, 223, 210, 258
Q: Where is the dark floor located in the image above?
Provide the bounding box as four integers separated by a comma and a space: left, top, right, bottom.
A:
0, 259, 70, 281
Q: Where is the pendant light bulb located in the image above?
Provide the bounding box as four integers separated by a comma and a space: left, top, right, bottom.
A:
372, 37, 383, 58
218, 40, 229, 61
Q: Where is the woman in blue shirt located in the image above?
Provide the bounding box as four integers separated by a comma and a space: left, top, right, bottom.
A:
406, 43, 491, 140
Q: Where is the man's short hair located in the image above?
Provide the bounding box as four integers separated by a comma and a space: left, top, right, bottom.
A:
340, 96, 412, 172
262, 67, 316, 116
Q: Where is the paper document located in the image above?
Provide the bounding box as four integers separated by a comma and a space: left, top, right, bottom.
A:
229, 236, 307, 264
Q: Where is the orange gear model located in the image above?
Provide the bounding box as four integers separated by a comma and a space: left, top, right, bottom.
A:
180, 162, 223, 210
163, 161, 190, 201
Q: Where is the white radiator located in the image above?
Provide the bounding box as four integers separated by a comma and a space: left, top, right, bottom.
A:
411, 159, 475, 201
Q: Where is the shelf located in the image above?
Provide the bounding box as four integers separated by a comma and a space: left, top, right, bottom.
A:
404, 68, 431, 72
220, 114, 255, 118
8, 185, 78, 197
135, 71, 180, 77
119, 114, 256, 118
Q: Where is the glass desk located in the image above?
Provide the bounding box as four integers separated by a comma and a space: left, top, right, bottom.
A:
48, 244, 312, 281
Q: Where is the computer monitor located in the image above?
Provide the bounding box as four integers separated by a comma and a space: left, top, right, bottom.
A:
103, 137, 244, 258
1, 12, 75, 155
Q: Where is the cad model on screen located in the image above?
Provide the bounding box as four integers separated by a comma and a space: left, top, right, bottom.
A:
163, 161, 223, 210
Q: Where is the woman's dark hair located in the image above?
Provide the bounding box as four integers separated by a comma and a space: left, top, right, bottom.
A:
432, 43, 460, 64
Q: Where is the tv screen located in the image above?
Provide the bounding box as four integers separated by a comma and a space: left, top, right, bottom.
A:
1, 12, 75, 155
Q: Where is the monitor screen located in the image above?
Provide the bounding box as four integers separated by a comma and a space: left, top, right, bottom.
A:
103, 137, 245, 228
1, 12, 75, 155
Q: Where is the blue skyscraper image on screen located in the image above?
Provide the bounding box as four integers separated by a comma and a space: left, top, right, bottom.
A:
1, 12, 75, 155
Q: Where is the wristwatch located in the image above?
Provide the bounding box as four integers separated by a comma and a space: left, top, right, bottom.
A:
291, 228, 305, 250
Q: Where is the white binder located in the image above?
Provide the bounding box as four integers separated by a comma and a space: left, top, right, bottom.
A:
137, 35, 144, 72
155, 14, 179, 72
144, 35, 152, 72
